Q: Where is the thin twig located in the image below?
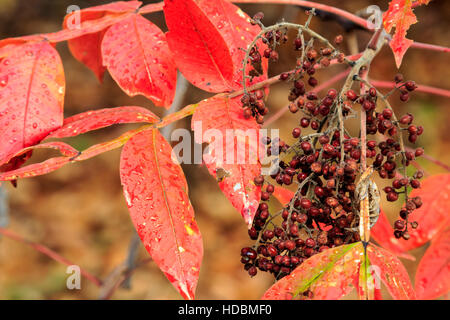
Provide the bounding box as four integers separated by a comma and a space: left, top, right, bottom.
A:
0, 226, 102, 287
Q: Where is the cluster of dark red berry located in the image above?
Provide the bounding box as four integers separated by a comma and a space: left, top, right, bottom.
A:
240, 19, 424, 279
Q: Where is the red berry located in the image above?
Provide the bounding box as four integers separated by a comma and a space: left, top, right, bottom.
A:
410, 179, 420, 188
300, 141, 312, 152
292, 127, 301, 138
387, 192, 399, 202
346, 90, 357, 101
305, 238, 316, 248
300, 118, 310, 128
334, 35, 343, 44
405, 81, 416, 91
300, 198, 312, 209
394, 220, 405, 230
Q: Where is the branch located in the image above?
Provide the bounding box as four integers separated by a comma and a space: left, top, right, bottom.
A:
370, 80, 450, 98
233, 0, 368, 28
0, 226, 102, 287
405, 147, 450, 172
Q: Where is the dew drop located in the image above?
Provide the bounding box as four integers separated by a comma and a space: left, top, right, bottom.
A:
0, 75, 8, 87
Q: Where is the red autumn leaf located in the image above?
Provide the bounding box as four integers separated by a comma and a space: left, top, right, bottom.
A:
262, 243, 363, 300
415, 227, 450, 299
47, 106, 159, 139
0, 126, 145, 181
67, 31, 107, 82
192, 0, 268, 89
102, 14, 177, 108
120, 129, 203, 300
62, 1, 142, 82
370, 209, 415, 260
383, 0, 432, 68
367, 244, 415, 300
0, 141, 78, 177
191, 96, 261, 227
0, 141, 79, 166
272, 186, 294, 206
0, 36, 45, 53
163, 0, 235, 92
0, 41, 65, 163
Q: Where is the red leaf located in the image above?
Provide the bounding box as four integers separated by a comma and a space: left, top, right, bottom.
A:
62, 1, 142, 82
0, 127, 145, 181
367, 244, 415, 300
415, 227, 450, 299
1, 141, 79, 165
47, 106, 159, 139
272, 186, 294, 206
370, 209, 415, 260
163, 0, 235, 92
102, 14, 177, 108
0, 41, 65, 163
67, 31, 107, 82
120, 129, 203, 300
191, 96, 261, 226
262, 243, 363, 300
45, 1, 141, 42
0, 142, 78, 177
192, 0, 268, 89
383, 0, 431, 68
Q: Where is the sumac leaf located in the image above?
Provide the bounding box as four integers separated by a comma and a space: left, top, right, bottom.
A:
272, 186, 294, 206
67, 30, 107, 82
383, 0, 431, 68
120, 129, 203, 300
415, 227, 450, 299
102, 14, 177, 108
0, 41, 65, 163
52, 1, 140, 39
62, 1, 142, 81
47, 106, 159, 139
190, 0, 268, 89
367, 244, 415, 300
163, 0, 234, 92
262, 243, 363, 300
1, 141, 79, 166
191, 96, 261, 226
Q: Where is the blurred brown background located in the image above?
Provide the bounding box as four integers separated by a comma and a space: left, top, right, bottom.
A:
0, 0, 448, 299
